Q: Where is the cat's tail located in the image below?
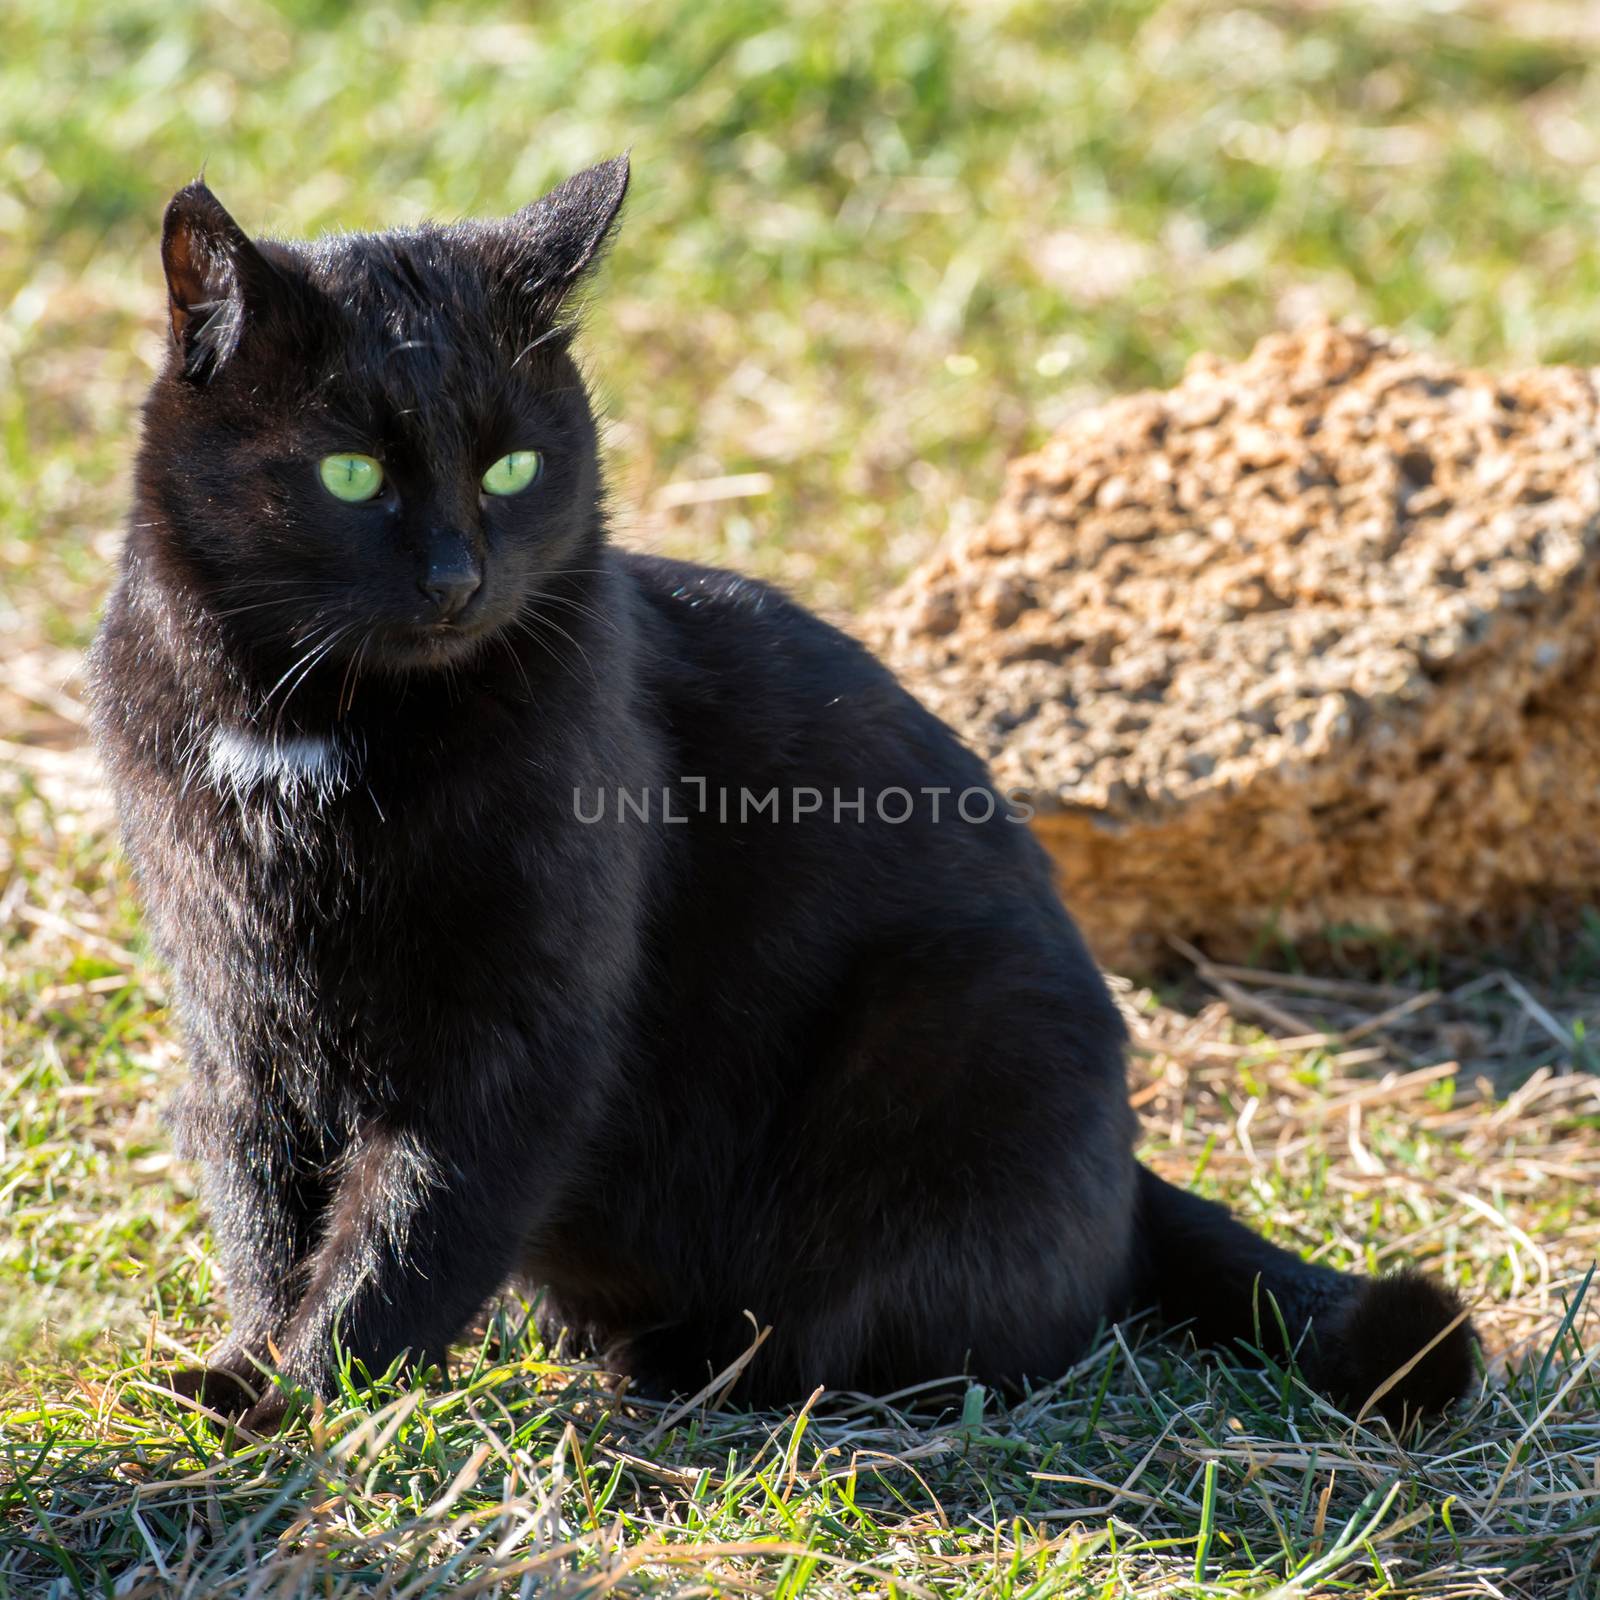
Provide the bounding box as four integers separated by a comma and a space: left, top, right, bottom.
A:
1132, 1165, 1474, 1423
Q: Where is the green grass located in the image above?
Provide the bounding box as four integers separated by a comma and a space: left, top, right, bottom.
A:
1, 1292, 1593, 1599
4, 0, 1600, 1594
13, 0, 1600, 630
4, 946, 1598, 1597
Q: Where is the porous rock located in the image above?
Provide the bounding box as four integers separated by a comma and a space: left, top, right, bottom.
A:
866, 323, 1600, 971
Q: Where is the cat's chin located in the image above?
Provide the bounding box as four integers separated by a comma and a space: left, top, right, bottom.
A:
375, 621, 499, 674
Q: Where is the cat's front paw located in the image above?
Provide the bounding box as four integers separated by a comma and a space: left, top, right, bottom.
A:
166, 1357, 305, 1433
164, 1339, 281, 1417
166, 1361, 262, 1417
238, 1385, 294, 1435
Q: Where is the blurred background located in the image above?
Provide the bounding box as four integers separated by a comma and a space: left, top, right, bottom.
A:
9, 0, 1600, 655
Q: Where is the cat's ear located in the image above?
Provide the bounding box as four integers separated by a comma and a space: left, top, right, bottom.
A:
161, 181, 280, 382
498, 154, 631, 317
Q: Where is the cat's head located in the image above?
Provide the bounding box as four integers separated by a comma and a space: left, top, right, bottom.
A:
136, 155, 629, 675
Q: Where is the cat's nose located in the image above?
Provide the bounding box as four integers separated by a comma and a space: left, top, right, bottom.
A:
419, 560, 482, 621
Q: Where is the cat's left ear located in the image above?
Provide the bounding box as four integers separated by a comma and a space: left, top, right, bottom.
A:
496, 153, 631, 318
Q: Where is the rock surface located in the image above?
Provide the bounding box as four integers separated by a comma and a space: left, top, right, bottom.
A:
866, 323, 1600, 971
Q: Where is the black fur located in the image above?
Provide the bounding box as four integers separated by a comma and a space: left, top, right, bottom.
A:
90, 158, 1474, 1431
1134, 1170, 1474, 1424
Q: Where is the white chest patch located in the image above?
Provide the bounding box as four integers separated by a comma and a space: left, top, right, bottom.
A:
206, 727, 353, 802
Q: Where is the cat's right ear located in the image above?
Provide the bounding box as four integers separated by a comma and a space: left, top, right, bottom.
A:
161, 181, 278, 382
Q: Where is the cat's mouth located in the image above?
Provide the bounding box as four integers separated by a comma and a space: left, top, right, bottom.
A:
380, 614, 501, 671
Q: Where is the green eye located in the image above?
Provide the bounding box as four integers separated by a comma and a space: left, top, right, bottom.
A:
482, 450, 542, 496
319, 454, 384, 503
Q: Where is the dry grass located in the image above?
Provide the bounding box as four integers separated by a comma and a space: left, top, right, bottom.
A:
5, 3, 1600, 1592
3, 642, 1598, 1596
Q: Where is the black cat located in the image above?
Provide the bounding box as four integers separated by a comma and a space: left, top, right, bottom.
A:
89, 157, 1472, 1432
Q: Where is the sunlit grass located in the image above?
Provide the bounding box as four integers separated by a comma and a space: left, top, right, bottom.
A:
4, 1, 1600, 1594
10, 0, 1600, 635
